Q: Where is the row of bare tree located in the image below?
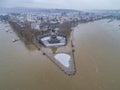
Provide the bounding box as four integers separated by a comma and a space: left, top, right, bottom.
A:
9, 21, 73, 45
9, 21, 42, 44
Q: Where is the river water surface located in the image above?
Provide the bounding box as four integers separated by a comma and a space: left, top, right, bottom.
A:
0, 20, 120, 90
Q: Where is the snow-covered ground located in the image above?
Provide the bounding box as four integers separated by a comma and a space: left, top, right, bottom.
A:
41, 36, 50, 41
40, 36, 66, 47
41, 36, 66, 41
54, 53, 71, 68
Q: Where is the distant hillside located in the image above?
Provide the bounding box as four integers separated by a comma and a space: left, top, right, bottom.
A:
0, 7, 80, 13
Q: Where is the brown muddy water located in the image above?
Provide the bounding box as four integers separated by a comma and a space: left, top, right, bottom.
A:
0, 20, 120, 90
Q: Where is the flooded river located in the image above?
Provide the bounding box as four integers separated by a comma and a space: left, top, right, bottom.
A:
0, 20, 120, 90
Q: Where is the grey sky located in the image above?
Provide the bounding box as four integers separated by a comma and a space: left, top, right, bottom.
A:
0, 0, 120, 10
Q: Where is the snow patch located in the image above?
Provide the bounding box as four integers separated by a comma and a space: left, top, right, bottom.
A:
54, 53, 71, 67
41, 36, 50, 41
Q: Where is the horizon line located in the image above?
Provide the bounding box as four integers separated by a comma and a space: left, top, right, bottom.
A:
0, 7, 120, 11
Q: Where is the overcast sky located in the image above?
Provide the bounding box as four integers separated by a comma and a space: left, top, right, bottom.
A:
0, 0, 120, 10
